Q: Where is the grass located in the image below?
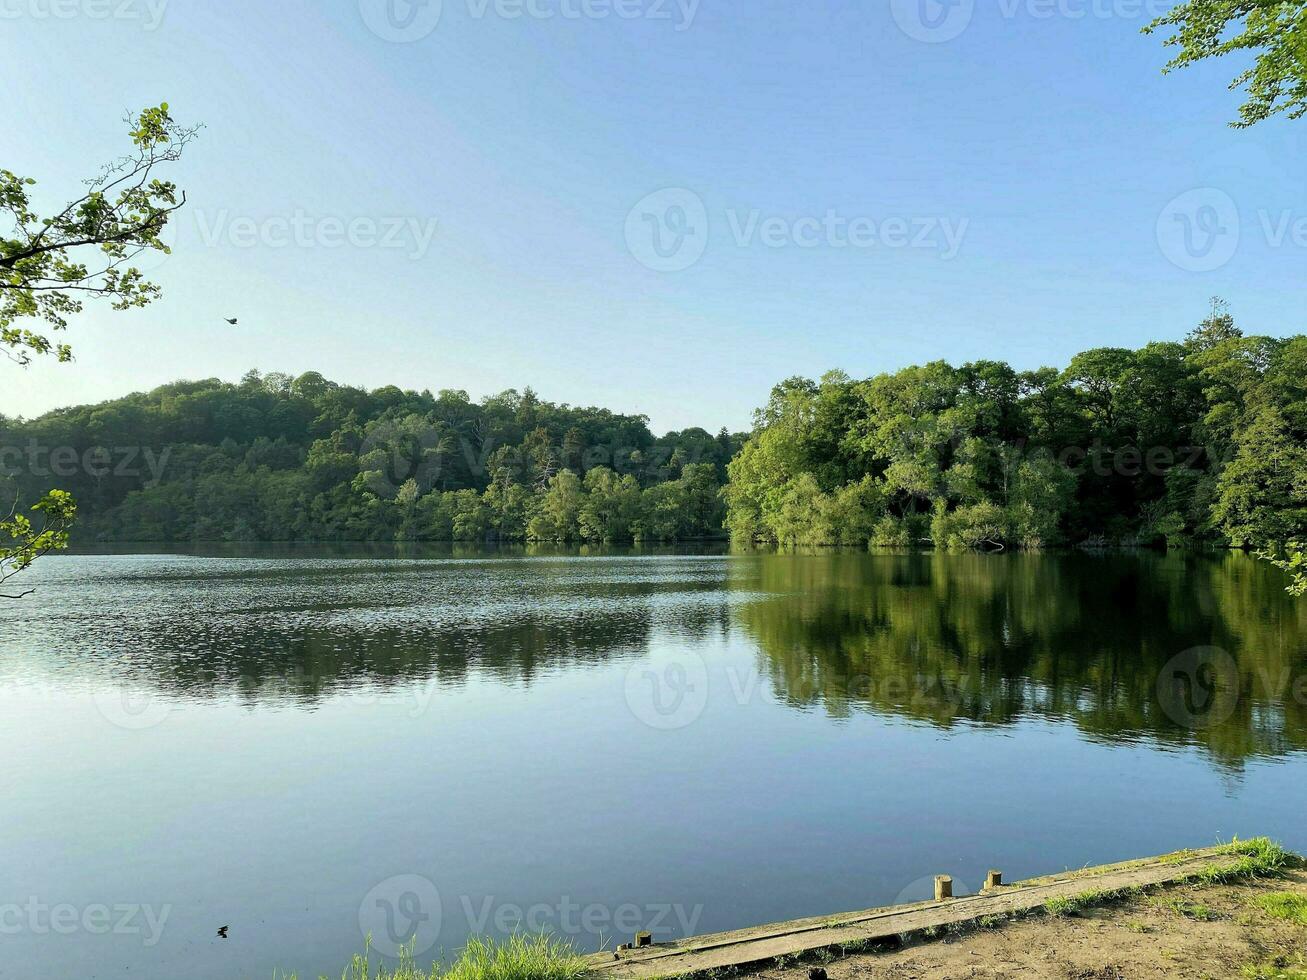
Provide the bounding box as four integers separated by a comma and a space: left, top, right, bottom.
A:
1197, 838, 1293, 884
279, 934, 590, 980
1254, 893, 1307, 926
1243, 956, 1307, 980
1039, 837, 1288, 921
1043, 885, 1142, 918
1161, 898, 1217, 921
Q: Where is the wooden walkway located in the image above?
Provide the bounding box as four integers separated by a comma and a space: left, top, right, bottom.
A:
587, 844, 1247, 979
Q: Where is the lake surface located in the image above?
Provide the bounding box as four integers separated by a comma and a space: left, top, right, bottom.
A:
3, 548, 1305, 979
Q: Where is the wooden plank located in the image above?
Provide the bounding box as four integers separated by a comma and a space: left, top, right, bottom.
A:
587, 845, 1245, 979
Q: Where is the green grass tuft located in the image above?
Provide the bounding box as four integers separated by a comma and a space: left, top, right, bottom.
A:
1202, 838, 1292, 883
443, 935, 589, 980
1254, 893, 1307, 926
1044, 885, 1138, 918
1045, 891, 1096, 917
279, 933, 589, 980
1162, 898, 1216, 921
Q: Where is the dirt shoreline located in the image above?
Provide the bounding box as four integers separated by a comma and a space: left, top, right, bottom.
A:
754, 869, 1307, 980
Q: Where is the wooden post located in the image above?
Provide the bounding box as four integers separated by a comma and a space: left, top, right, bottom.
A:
934, 875, 953, 901
985, 870, 1003, 890
635, 931, 652, 948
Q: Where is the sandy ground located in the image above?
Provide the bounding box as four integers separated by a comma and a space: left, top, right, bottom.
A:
759, 869, 1307, 980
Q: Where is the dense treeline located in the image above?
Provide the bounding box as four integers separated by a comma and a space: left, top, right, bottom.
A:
724, 306, 1306, 550
0, 371, 742, 542
5, 305, 1303, 549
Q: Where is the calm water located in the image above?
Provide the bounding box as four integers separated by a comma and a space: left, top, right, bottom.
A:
3, 548, 1305, 979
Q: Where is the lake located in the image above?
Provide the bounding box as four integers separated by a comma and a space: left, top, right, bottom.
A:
3, 548, 1305, 979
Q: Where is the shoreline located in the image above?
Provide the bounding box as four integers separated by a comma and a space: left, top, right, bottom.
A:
760, 865, 1307, 980
591, 839, 1300, 980
284, 840, 1304, 979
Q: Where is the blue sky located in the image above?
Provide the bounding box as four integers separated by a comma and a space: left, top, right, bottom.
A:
2, 0, 1304, 433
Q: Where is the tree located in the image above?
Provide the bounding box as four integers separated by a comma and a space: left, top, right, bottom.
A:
767, 473, 831, 546
578, 467, 641, 541
1259, 541, 1306, 595
528, 470, 584, 541
0, 490, 76, 598
821, 475, 886, 545
1145, 1, 1307, 126
1, 104, 199, 363
1062, 347, 1135, 435
677, 463, 723, 537
720, 307, 1303, 551
1186, 297, 1243, 351
483, 474, 534, 540
1212, 406, 1307, 545
0, 103, 193, 593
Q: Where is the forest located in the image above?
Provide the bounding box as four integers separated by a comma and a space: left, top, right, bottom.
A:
2, 305, 1303, 549
0, 372, 741, 543
725, 305, 1306, 550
